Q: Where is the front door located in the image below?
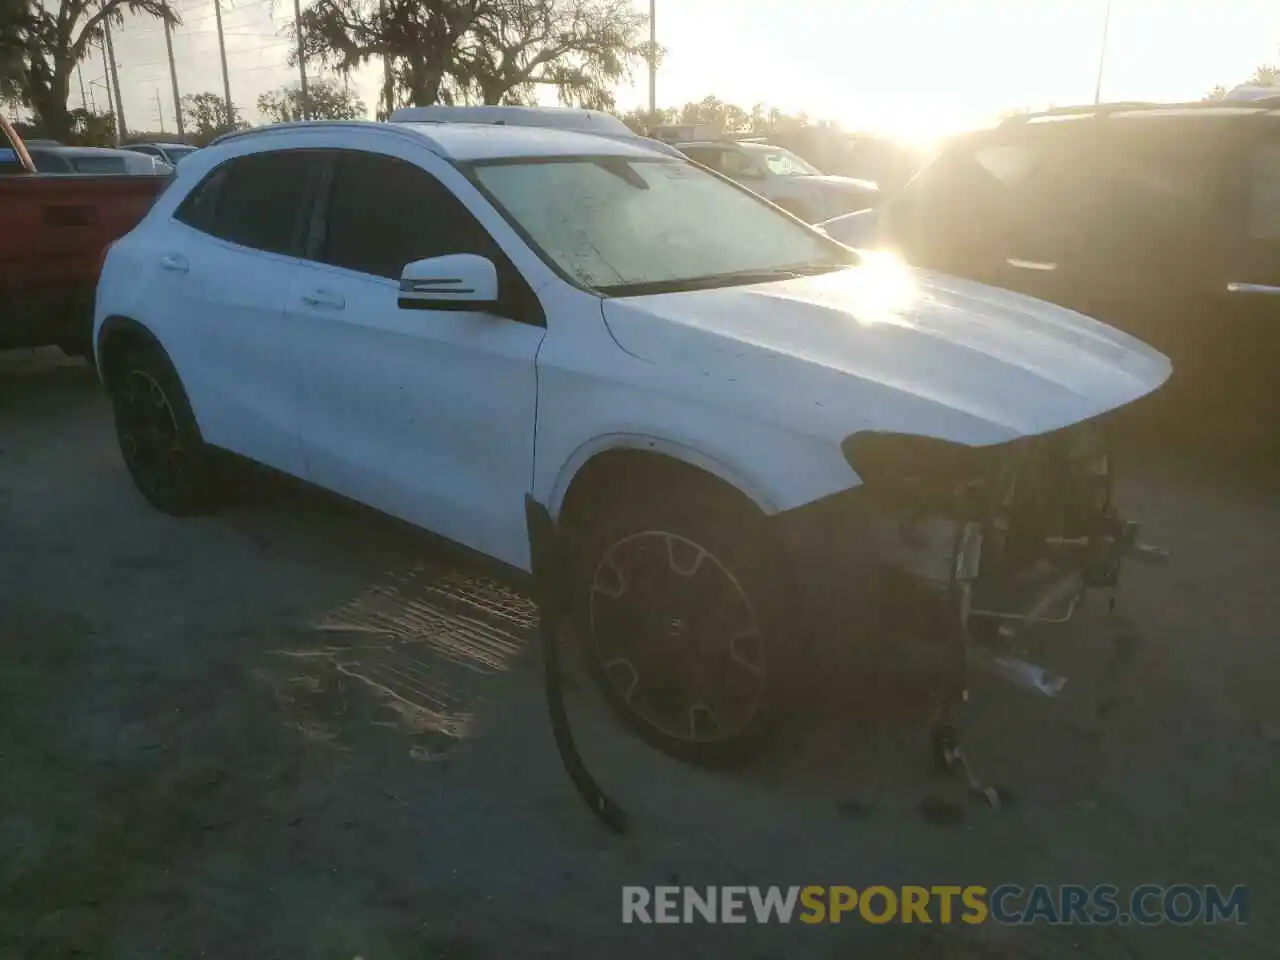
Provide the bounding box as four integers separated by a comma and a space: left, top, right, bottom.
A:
288, 148, 545, 570
1220, 132, 1280, 441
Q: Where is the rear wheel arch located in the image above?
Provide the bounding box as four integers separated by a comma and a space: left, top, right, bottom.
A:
97, 316, 168, 389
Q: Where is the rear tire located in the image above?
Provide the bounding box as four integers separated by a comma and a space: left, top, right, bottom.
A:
109, 341, 218, 516
568, 477, 799, 766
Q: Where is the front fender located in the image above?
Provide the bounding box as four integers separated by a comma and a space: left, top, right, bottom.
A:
534, 404, 859, 526
543, 432, 785, 522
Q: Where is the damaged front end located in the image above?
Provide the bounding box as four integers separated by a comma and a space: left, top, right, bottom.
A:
773, 417, 1167, 802
843, 420, 1165, 663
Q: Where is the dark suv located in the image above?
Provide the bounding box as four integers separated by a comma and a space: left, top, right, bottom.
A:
861, 100, 1280, 441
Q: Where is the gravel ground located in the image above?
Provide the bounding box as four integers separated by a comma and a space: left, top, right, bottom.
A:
1, 347, 1278, 959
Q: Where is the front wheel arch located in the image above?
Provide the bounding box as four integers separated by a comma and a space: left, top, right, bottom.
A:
550, 438, 779, 534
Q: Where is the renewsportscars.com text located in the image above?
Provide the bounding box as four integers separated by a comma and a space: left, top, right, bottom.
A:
621, 884, 1249, 926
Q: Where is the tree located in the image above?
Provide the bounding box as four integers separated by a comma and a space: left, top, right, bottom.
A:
181, 91, 246, 144
294, 0, 649, 115
456, 0, 647, 108
296, 0, 481, 115
1, 0, 26, 108
257, 79, 366, 122
1207, 63, 1280, 99
1248, 64, 1280, 86
4, 0, 177, 141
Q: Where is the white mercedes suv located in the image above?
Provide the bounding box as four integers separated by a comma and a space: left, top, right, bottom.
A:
94, 119, 1171, 764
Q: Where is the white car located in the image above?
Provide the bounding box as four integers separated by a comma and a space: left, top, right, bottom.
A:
676, 139, 879, 223
94, 119, 1171, 764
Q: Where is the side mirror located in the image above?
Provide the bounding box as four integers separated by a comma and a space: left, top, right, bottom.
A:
398, 253, 499, 312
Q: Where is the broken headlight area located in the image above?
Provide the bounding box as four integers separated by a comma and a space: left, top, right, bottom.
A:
842, 421, 1138, 627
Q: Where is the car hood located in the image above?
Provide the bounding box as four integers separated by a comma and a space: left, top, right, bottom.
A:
600, 260, 1172, 446
818, 207, 880, 246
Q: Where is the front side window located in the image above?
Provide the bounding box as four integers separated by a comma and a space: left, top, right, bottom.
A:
470, 156, 853, 294
319, 151, 497, 279
177, 150, 321, 255
741, 144, 821, 177
718, 149, 763, 178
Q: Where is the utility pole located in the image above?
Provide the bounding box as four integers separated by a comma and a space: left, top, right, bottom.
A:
103, 13, 127, 143
293, 0, 310, 119
1093, 0, 1113, 105
380, 0, 393, 117
77, 63, 89, 111
213, 0, 234, 125
164, 18, 184, 138
647, 0, 656, 116
155, 88, 165, 132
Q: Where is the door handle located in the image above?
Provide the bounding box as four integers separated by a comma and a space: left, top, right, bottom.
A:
301, 289, 345, 310
159, 253, 189, 273
1227, 282, 1280, 296
1006, 258, 1058, 271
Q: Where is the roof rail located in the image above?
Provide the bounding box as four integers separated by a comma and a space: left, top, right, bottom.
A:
1002, 99, 1280, 126
1001, 101, 1157, 123
208, 119, 384, 147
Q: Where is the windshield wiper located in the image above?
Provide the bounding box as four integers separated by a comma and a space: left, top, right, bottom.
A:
601, 263, 851, 297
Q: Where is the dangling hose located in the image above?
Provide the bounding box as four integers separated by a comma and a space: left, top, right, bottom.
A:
524, 496, 628, 834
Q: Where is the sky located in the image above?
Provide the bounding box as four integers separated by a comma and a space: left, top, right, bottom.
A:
93, 0, 1280, 141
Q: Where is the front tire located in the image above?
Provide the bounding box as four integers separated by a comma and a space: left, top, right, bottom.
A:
569, 479, 798, 766
109, 342, 217, 516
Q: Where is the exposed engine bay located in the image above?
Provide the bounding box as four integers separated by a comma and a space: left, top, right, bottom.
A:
842, 416, 1168, 804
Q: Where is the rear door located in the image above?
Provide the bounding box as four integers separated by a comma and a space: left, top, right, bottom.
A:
152, 148, 325, 477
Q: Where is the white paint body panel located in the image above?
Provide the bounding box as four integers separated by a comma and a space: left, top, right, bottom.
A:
96, 121, 1172, 576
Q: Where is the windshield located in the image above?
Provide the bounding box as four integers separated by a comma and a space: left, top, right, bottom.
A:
166, 146, 196, 162
469, 156, 854, 295
740, 143, 822, 177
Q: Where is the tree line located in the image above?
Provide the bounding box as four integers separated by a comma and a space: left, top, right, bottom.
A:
1207, 64, 1279, 100
5, 0, 1275, 151
1, 0, 651, 143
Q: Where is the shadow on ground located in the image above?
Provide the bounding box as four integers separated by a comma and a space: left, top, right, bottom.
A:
1, 350, 1277, 959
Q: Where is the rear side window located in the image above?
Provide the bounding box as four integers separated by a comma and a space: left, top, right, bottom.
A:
681, 147, 724, 171
29, 149, 71, 173
73, 156, 126, 174
174, 166, 226, 232
888, 122, 1231, 271
318, 151, 496, 279
175, 150, 321, 256
1249, 142, 1280, 240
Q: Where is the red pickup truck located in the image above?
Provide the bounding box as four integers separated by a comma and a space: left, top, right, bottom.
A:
1, 114, 168, 356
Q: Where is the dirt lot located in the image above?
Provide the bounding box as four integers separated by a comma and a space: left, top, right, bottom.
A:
1, 347, 1278, 959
